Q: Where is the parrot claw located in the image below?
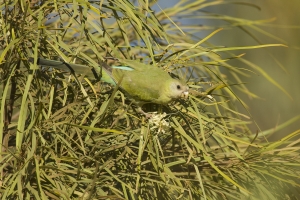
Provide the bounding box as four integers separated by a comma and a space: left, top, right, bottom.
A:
136, 107, 153, 118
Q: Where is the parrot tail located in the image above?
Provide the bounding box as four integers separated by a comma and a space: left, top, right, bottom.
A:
29, 57, 101, 80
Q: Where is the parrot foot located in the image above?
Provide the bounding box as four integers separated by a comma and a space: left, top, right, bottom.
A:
136, 107, 153, 118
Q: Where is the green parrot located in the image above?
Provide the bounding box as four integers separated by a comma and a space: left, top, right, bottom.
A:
29, 57, 189, 115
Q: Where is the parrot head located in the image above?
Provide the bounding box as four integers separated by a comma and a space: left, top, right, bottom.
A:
164, 78, 189, 103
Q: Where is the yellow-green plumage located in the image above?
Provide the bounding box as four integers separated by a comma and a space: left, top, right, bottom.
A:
29, 58, 189, 106
113, 64, 188, 105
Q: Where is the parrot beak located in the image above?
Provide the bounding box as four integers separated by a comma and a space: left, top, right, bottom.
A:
182, 91, 189, 99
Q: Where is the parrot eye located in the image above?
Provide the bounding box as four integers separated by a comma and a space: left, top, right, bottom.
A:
177, 85, 181, 90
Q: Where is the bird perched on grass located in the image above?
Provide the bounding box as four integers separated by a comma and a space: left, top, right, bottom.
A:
29, 57, 189, 116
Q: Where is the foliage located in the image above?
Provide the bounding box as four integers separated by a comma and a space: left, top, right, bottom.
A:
0, 0, 300, 199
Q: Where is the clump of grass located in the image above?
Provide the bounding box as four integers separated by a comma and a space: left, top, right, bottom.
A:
0, 0, 299, 199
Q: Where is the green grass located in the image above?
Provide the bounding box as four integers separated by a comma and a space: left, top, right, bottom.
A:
0, 0, 300, 199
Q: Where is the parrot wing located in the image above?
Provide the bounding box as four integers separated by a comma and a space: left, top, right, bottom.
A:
112, 63, 189, 105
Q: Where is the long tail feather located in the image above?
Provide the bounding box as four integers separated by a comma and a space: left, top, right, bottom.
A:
29, 57, 116, 84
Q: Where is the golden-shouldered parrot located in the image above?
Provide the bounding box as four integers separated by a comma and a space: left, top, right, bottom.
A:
29, 57, 189, 116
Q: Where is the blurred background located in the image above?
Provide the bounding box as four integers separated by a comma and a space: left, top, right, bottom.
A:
210, 0, 300, 139
161, 0, 300, 139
